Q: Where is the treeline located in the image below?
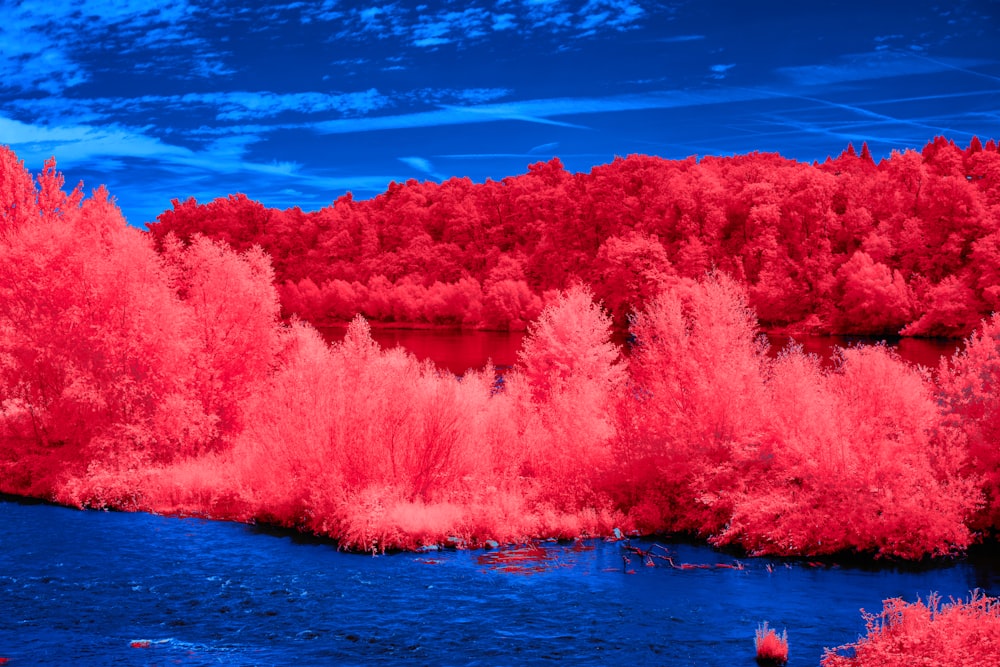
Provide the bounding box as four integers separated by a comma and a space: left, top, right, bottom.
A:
147, 136, 1000, 336
3, 146, 1000, 563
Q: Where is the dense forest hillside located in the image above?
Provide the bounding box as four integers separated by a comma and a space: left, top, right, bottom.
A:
148, 136, 1000, 336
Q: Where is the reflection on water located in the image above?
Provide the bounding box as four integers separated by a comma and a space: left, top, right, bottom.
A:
2, 500, 996, 666
320, 326, 526, 375
320, 325, 962, 375
766, 334, 962, 369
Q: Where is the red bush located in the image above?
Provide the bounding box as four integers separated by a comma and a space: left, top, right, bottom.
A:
754, 621, 789, 665
821, 591, 1000, 666
938, 313, 1000, 532
617, 273, 771, 536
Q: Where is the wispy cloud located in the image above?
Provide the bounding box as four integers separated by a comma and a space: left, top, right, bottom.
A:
709, 64, 735, 80
529, 141, 560, 154
0, 0, 223, 93
311, 89, 768, 135
658, 34, 704, 43
398, 156, 445, 180
202, 90, 390, 121
0, 115, 191, 165
319, 0, 653, 48
777, 50, 990, 87
6, 87, 512, 133
0, 113, 396, 195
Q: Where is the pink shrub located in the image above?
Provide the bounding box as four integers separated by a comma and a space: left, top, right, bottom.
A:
226, 316, 544, 550
718, 343, 977, 558
516, 285, 626, 506
754, 621, 789, 665
939, 313, 1000, 532
618, 273, 771, 535
821, 591, 1000, 666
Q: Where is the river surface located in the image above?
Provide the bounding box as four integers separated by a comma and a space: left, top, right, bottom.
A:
320, 326, 961, 376
2, 498, 997, 666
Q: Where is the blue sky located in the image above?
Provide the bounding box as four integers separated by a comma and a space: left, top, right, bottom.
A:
2, 0, 998, 227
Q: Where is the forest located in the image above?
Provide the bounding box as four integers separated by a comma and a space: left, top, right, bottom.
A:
2, 138, 1000, 559
4, 140, 1000, 662
148, 136, 1000, 338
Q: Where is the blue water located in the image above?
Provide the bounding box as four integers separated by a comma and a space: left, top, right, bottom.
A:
2, 499, 997, 666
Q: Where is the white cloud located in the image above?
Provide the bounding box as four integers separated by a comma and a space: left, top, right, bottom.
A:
778, 51, 988, 86
709, 63, 735, 80
0, 0, 226, 95
323, 0, 651, 48
398, 156, 443, 179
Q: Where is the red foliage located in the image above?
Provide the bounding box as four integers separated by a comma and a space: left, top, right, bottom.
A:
721, 343, 977, 559
821, 591, 1000, 666
754, 621, 789, 665
144, 137, 999, 338
938, 313, 1000, 532
2, 144, 999, 561
834, 251, 912, 334
616, 274, 771, 535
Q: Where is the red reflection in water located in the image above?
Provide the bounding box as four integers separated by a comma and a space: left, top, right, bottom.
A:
320, 327, 526, 375
765, 335, 960, 369
476, 540, 596, 574
322, 327, 962, 375
477, 543, 554, 574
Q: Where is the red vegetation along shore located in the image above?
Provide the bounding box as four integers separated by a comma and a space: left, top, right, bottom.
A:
821, 591, 1000, 666
4, 143, 1000, 664
148, 136, 1000, 338
2, 143, 1000, 560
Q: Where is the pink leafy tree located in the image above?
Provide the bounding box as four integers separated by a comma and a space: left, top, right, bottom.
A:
515, 284, 626, 515
617, 273, 771, 536
721, 343, 977, 558
0, 154, 210, 504
938, 313, 1000, 533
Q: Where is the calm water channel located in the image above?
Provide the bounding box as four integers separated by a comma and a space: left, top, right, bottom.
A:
2, 498, 997, 666
320, 326, 961, 376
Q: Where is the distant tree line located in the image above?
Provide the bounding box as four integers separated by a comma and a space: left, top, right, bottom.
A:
148, 136, 1000, 337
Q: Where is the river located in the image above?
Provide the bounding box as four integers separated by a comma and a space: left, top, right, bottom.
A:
2, 497, 997, 666
319, 326, 962, 376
